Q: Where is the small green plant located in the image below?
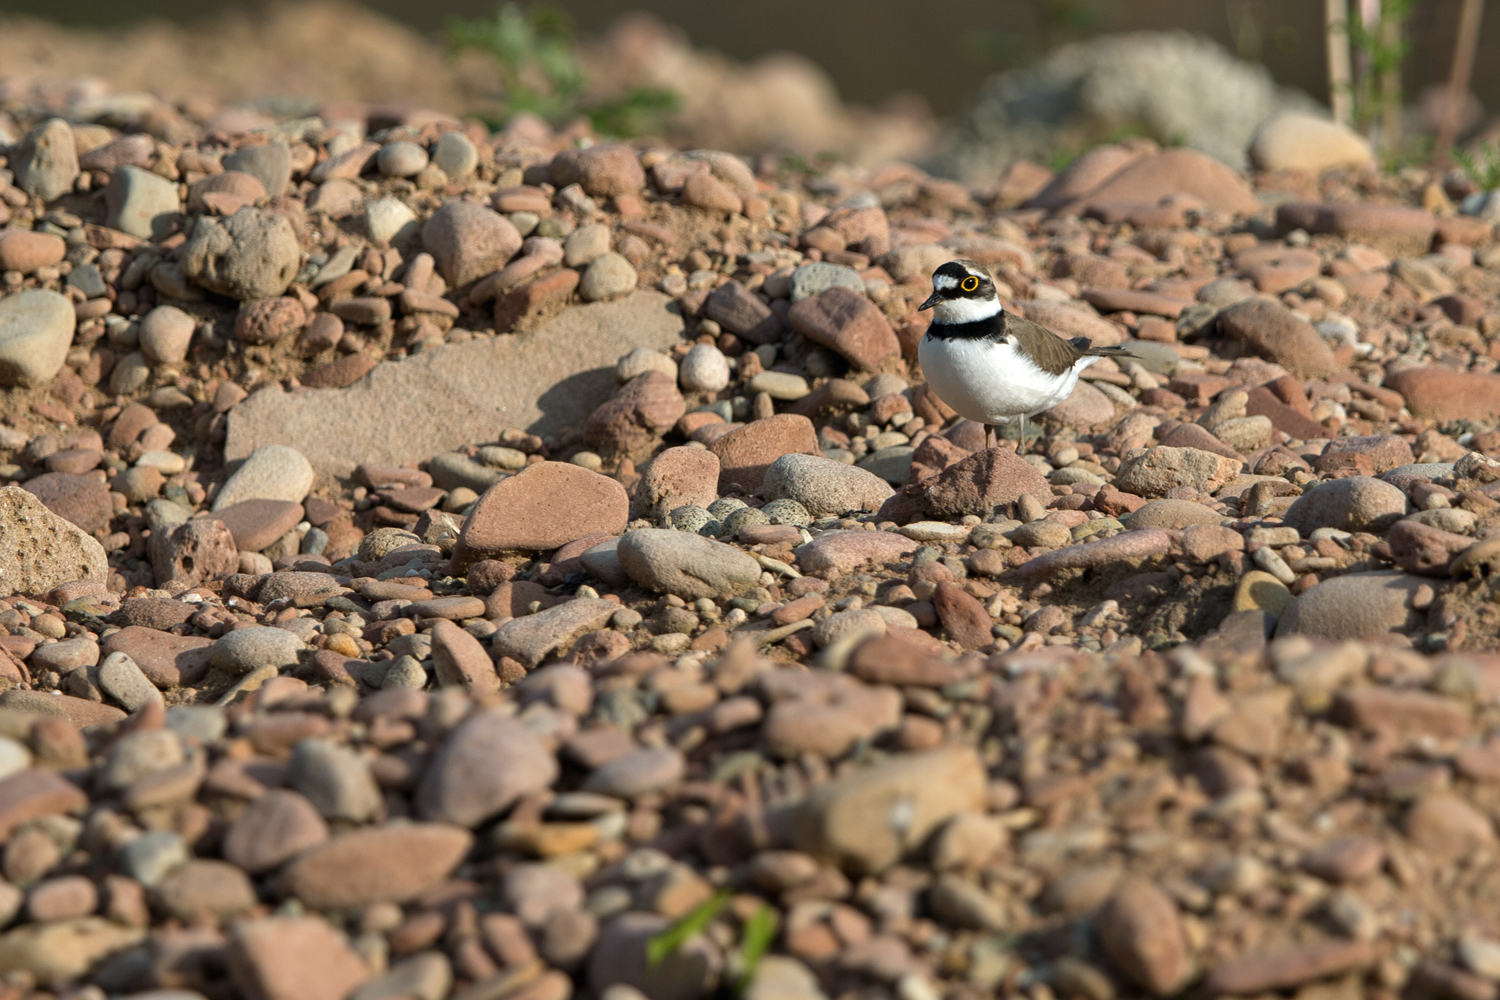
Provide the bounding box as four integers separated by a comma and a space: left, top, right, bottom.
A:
1454, 142, 1500, 191
1348, 0, 1413, 154
646, 891, 782, 994
448, 3, 678, 137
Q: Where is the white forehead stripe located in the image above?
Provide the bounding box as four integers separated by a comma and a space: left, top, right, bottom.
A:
934, 274, 957, 290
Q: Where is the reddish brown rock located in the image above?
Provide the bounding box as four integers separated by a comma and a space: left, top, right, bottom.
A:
1203, 940, 1376, 996
680, 172, 742, 213
229, 916, 370, 1000
584, 371, 686, 455
1383, 520, 1473, 575
703, 281, 780, 345
0, 769, 88, 841
222, 789, 330, 874
914, 447, 1052, 519
493, 268, 581, 330
711, 414, 821, 493
423, 200, 521, 287
1406, 794, 1496, 859
932, 582, 992, 650
847, 633, 965, 686
1096, 878, 1191, 996
787, 287, 900, 371
451, 462, 628, 569
278, 824, 473, 909
22, 473, 113, 536
1386, 368, 1500, 423
235, 297, 306, 346
429, 619, 500, 695
1073, 149, 1259, 215
301, 352, 379, 389
1027, 145, 1150, 210
151, 519, 238, 588
213, 500, 305, 552
1277, 201, 1436, 255
1334, 688, 1471, 738
1218, 299, 1337, 379
0, 230, 65, 275
549, 143, 646, 196
100, 626, 213, 687
635, 447, 721, 521
1244, 386, 1329, 440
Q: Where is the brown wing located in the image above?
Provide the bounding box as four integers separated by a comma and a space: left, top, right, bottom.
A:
1002, 312, 1083, 376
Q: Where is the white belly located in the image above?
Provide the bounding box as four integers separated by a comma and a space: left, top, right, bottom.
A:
918, 334, 1096, 426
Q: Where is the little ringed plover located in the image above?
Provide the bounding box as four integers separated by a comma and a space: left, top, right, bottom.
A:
917, 258, 1133, 450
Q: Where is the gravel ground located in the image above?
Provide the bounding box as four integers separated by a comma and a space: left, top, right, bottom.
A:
0, 78, 1499, 1000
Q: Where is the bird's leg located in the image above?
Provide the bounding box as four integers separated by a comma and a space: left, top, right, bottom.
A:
984, 424, 995, 450
1017, 414, 1027, 454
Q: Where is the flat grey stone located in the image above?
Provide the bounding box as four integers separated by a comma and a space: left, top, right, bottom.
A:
106, 166, 181, 241
226, 293, 685, 477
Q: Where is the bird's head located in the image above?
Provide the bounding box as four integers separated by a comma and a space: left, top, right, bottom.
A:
918, 259, 1002, 324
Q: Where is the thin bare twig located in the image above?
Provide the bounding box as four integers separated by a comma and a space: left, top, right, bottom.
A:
1434, 0, 1486, 169
1327, 0, 1354, 127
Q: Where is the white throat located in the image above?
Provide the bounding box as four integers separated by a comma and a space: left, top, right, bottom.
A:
931, 296, 1002, 325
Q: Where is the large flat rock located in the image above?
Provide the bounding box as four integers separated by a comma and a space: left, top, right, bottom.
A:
225, 292, 685, 477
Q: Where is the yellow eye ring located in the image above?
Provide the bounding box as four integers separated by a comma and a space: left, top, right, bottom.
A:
960, 275, 979, 292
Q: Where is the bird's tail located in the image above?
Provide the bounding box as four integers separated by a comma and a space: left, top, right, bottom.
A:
1068, 336, 1138, 361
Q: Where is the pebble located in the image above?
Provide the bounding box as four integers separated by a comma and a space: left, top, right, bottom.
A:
565, 223, 612, 267
366, 196, 419, 243
795, 530, 919, 577
180, 207, 301, 301
1095, 878, 1191, 996
580, 253, 639, 301
13, 119, 78, 202
617, 528, 762, 599
637, 447, 720, 522
1282, 476, 1407, 534
1275, 571, 1426, 639
0, 290, 75, 389
211, 444, 315, 510
432, 131, 479, 179
417, 708, 558, 827
377, 141, 428, 177
279, 824, 472, 909
0, 484, 108, 598
792, 745, 985, 873
105, 165, 181, 240
452, 461, 628, 565
289, 737, 382, 822
679, 343, 731, 392
229, 916, 370, 1000
584, 747, 686, 799
138, 305, 196, 364
222, 789, 329, 874
223, 140, 293, 196
762, 453, 893, 515
0, 231, 64, 275
1249, 113, 1373, 173
422, 201, 521, 287
209, 626, 304, 676
789, 262, 866, 303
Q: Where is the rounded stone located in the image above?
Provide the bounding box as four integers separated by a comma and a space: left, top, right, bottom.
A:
180, 206, 300, 301
14, 119, 79, 203
0, 290, 71, 389
617, 528, 762, 599
1249, 113, 1374, 174
679, 344, 730, 393
762, 453, 893, 516
235, 297, 307, 346
377, 141, 429, 178
209, 626, 305, 677
1275, 571, 1427, 640
580, 253, 639, 302
0, 231, 65, 275
212, 445, 315, 511
1282, 477, 1407, 535
366, 197, 419, 244
138, 306, 196, 365
422, 201, 521, 287
432, 131, 480, 179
